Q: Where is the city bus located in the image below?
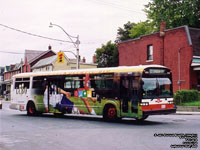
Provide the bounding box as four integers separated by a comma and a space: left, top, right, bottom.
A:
10, 65, 176, 121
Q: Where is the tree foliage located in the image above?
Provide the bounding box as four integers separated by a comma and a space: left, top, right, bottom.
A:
129, 21, 155, 39
116, 21, 155, 42
144, 0, 200, 29
95, 41, 118, 67
116, 21, 136, 42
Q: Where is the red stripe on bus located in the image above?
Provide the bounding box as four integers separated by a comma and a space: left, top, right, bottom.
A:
142, 104, 174, 111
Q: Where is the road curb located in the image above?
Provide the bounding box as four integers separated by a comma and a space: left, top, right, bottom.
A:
176, 106, 200, 112
176, 111, 200, 115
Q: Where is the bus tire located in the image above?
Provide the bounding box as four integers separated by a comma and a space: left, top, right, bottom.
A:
27, 102, 38, 116
103, 105, 118, 121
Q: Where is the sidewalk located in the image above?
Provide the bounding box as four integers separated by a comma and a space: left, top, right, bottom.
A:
176, 111, 200, 115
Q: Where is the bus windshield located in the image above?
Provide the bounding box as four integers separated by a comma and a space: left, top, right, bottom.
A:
142, 78, 172, 98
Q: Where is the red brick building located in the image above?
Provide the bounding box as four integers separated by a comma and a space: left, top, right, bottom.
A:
118, 22, 200, 92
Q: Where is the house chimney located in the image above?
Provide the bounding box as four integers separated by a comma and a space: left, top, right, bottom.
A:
48, 45, 52, 50
93, 55, 96, 63
82, 57, 86, 63
160, 20, 166, 37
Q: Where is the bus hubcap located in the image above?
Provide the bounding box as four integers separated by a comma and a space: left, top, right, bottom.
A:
108, 108, 116, 118
29, 106, 33, 114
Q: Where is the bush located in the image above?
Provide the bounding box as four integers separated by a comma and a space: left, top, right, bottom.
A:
174, 90, 199, 105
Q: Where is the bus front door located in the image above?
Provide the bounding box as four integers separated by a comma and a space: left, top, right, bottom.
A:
120, 76, 129, 113
120, 76, 139, 114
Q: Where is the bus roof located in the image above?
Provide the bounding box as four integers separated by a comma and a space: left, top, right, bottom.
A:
12, 65, 167, 78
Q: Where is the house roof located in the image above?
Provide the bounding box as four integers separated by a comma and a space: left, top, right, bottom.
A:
32, 55, 57, 69
5, 66, 10, 72
32, 54, 97, 69
25, 50, 45, 63
25, 49, 56, 64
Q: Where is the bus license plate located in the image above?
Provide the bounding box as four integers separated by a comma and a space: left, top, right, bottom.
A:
161, 105, 166, 109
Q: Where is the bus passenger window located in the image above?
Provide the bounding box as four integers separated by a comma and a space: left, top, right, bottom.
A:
65, 81, 72, 88
33, 77, 45, 89
64, 76, 85, 89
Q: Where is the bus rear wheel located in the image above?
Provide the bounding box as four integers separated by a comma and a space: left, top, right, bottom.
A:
27, 102, 37, 116
103, 105, 118, 121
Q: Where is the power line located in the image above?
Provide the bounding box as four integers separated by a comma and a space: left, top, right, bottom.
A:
87, 0, 146, 15
0, 23, 104, 46
0, 49, 78, 55
0, 23, 73, 44
0, 51, 23, 55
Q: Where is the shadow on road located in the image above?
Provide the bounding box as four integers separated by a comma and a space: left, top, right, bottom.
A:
13, 113, 167, 126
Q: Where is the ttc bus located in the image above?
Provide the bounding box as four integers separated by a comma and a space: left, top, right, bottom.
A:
10, 65, 176, 121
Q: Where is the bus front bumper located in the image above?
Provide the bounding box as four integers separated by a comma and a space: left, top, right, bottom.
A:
10, 103, 26, 111
143, 108, 176, 116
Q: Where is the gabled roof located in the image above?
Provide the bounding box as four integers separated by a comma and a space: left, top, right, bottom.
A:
25, 49, 56, 64
25, 50, 45, 63
32, 55, 57, 69
32, 54, 97, 69
5, 66, 10, 72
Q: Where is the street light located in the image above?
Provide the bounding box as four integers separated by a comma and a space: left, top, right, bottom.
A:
49, 22, 80, 69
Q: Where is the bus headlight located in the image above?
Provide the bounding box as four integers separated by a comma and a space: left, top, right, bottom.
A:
168, 101, 174, 104
140, 102, 149, 106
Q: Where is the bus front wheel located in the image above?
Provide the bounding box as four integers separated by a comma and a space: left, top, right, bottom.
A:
27, 102, 37, 116
103, 105, 118, 121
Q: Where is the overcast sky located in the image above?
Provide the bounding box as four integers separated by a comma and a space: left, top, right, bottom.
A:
0, 0, 149, 66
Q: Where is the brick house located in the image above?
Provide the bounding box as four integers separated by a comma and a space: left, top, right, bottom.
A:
3, 46, 56, 99
118, 21, 200, 92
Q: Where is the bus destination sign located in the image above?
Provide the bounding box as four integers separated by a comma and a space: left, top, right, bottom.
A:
149, 69, 166, 74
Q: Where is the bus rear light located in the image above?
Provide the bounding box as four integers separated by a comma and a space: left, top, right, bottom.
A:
168, 101, 174, 104
20, 105, 24, 110
140, 102, 149, 106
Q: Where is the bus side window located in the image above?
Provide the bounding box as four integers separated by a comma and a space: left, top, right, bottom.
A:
15, 82, 20, 89
65, 80, 72, 88
89, 74, 114, 98
64, 76, 84, 89
33, 77, 44, 89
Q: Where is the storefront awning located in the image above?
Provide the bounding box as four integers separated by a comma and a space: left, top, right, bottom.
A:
191, 57, 200, 70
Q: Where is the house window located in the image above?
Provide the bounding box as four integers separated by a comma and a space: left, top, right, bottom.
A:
147, 45, 153, 61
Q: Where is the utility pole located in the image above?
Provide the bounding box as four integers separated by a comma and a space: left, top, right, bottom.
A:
49, 23, 80, 69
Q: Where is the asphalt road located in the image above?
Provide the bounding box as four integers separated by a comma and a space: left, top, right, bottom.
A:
0, 101, 199, 150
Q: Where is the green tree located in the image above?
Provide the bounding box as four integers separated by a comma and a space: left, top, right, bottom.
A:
95, 41, 118, 67
129, 21, 155, 39
116, 21, 136, 42
144, 0, 200, 29
116, 21, 155, 42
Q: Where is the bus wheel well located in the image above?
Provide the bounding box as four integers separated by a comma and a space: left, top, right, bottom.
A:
103, 104, 118, 121
26, 101, 37, 116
